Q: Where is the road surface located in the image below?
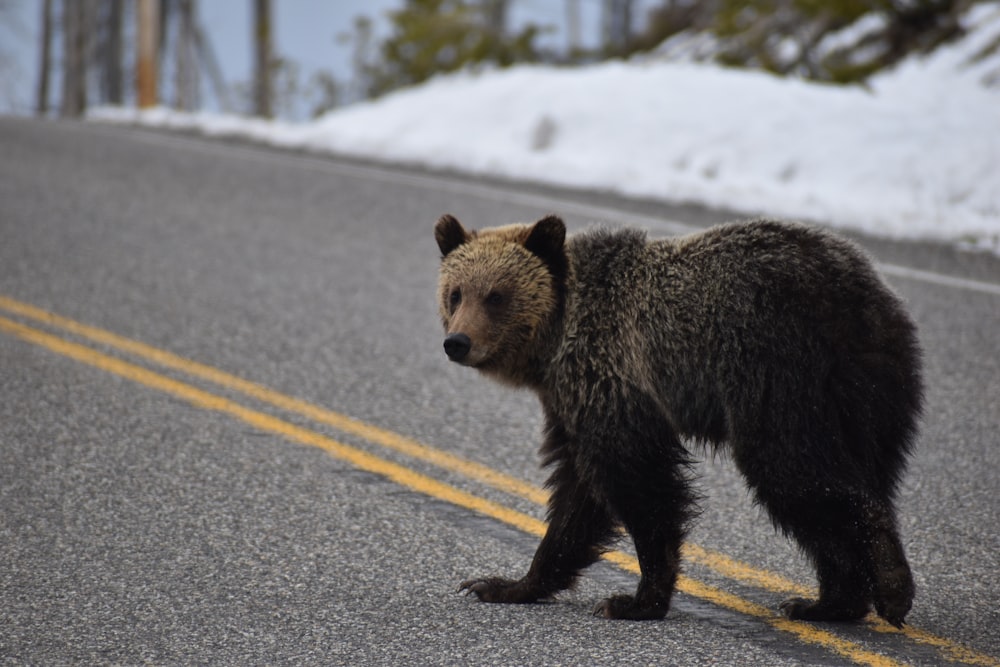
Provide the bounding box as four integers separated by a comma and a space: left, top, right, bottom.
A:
1, 117, 998, 665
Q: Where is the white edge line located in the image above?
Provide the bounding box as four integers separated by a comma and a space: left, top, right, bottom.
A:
877, 263, 1000, 297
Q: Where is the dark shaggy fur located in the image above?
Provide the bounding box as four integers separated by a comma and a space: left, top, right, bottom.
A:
434, 214, 922, 626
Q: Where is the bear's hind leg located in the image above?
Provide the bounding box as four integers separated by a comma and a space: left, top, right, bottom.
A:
767, 491, 914, 627
777, 540, 873, 624
867, 504, 914, 627
741, 477, 870, 623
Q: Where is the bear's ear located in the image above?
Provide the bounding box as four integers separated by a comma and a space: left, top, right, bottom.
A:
435, 214, 470, 258
524, 215, 566, 263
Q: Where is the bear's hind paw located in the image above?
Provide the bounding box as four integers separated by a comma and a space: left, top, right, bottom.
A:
779, 597, 869, 623
873, 599, 909, 630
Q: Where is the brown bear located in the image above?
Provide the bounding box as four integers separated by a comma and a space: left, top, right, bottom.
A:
434, 214, 922, 626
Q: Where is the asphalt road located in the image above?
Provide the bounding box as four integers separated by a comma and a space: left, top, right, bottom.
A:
1, 117, 997, 666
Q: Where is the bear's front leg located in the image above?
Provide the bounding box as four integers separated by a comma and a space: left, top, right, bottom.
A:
594, 594, 670, 621
582, 391, 698, 621
460, 448, 616, 606
591, 526, 684, 621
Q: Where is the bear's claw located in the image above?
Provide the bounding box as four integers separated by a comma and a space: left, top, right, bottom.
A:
458, 577, 541, 604
594, 594, 667, 621
779, 597, 870, 624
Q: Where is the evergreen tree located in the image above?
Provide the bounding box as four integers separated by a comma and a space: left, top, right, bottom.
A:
634, 0, 976, 84
366, 0, 542, 98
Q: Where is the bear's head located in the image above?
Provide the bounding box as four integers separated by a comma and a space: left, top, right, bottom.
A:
434, 214, 568, 385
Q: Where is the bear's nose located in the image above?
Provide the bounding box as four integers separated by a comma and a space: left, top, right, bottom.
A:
443, 333, 471, 361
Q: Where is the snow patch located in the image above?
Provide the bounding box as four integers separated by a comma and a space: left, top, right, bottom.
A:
88, 5, 1000, 252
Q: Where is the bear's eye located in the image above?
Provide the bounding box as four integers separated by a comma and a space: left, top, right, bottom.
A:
449, 288, 462, 309
485, 291, 505, 307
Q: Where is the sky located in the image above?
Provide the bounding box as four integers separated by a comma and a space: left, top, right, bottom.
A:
89, 3, 1000, 252
0, 0, 404, 114
0, 0, 651, 116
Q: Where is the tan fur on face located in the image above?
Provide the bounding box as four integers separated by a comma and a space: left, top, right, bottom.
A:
438, 224, 558, 375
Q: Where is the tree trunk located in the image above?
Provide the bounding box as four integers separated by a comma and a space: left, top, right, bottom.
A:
193, 18, 233, 112
566, 0, 581, 57
60, 0, 90, 117
253, 0, 273, 118
35, 0, 52, 115
483, 0, 507, 39
136, 0, 159, 108
104, 0, 124, 105
175, 0, 199, 110
602, 0, 633, 55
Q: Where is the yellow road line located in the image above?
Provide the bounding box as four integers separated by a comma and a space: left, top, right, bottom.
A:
0, 295, 802, 596
0, 313, 912, 667
0, 313, 547, 538
1, 297, 997, 667
0, 295, 545, 505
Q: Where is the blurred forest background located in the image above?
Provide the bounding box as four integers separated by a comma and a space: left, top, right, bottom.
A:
0, 0, 995, 120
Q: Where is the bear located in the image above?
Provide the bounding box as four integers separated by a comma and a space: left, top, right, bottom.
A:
434, 213, 922, 627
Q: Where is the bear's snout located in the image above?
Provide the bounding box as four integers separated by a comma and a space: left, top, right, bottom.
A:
444, 333, 472, 362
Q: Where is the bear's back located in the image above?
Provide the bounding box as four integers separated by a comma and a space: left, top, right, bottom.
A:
564, 220, 887, 343
560, 220, 917, 444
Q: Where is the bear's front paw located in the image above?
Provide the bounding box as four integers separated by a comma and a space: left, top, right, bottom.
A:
458, 577, 541, 604
593, 594, 667, 621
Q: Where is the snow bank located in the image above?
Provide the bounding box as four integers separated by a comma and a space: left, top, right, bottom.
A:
89, 4, 1000, 251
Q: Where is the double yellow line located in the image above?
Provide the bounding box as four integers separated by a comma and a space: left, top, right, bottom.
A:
0, 294, 994, 667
